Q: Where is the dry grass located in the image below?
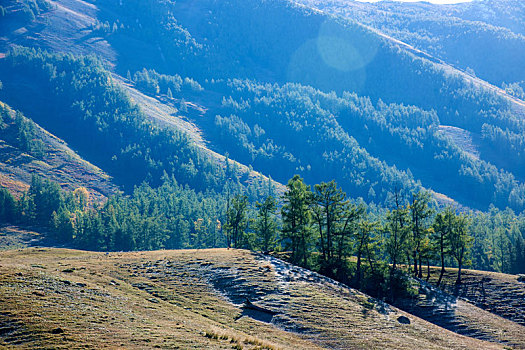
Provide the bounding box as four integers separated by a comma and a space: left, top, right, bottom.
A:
0, 226, 42, 251
426, 266, 525, 326
0, 247, 517, 349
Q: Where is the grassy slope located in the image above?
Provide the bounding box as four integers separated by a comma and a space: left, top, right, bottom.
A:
426, 266, 525, 326
0, 101, 117, 200
0, 226, 42, 251
0, 246, 518, 350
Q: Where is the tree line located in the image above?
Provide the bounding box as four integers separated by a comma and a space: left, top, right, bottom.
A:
225, 176, 525, 297
0, 175, 228, 251
3, 173, 524, 298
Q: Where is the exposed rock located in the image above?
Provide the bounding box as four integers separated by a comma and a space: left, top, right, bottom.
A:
50, 328, 64, 334
397, 316, 410, 324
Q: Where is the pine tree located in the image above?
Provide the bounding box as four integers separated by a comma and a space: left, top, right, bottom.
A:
0, 188, 16, 223
409, 191, 434, 278
255, 195, 278, 252
224, 194, 248, 248
432, 207, 455, 286
448, 213, 473, 284
281, 175, 312, 267
355, 218, 380, 289
385, 193, 410, 276
312, 181, 346, 275
52, 208, 74, 242
179, 98, 188, 113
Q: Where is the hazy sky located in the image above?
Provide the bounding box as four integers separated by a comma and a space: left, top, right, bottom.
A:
356, 0, 472, 4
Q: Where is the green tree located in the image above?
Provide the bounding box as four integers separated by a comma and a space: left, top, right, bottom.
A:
512, 237, 525, 274
448, 213, 473, 284
255, 195, 278, 252
281, 175, 312, 267
312, 181, 348, 276
52, 208, 74, 242
409, 191, 434, 278
355, 218, 381, 289
312, 180, 365, 279
384, 193, 410, 277
432, 207, 455, 286
0, 188, 16, 223
224, 194, 248, 248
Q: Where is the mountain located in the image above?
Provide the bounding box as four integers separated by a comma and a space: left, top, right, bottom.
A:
297, 0, 525, 89
2, 0, 525, 211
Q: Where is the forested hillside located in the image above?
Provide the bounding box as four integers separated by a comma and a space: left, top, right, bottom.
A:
298, 0, 525, 90
82, 0, 525, 210
3, 0, 525, 212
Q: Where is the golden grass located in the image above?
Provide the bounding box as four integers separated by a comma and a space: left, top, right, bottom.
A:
0, 248, 518, 349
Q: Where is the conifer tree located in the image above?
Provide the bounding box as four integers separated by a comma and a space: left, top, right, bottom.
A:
448, 213, 473, 284
281, 175, 312, 267
409, 191, 434, 278
385, 193, 410, 276
224, 194, 248, 248
432, 207, 455, 286
255, 195, 278, 252
355, 218, 380, 289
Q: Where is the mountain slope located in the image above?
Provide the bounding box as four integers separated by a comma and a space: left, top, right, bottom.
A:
0, 247, 520, 349
116, 75, 283, 194
0, 100, 116, 199
0, 0, 282, 199
1, 0, 525, 211
295, 0, 525, 89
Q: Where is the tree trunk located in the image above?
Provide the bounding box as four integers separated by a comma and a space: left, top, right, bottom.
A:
366, 245, 376, 277
355, 251, 362, 289
413, 250, 418, 277
437, 236, 445, 286
437, 266, 445, 287
318, 217, 326, 263
456, 258, 463, 285
389, 255, 397, 298
456, 246, 465, 285
391, 256, 397, 277
301, 235, 308, 268
426, 259, 430, 281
